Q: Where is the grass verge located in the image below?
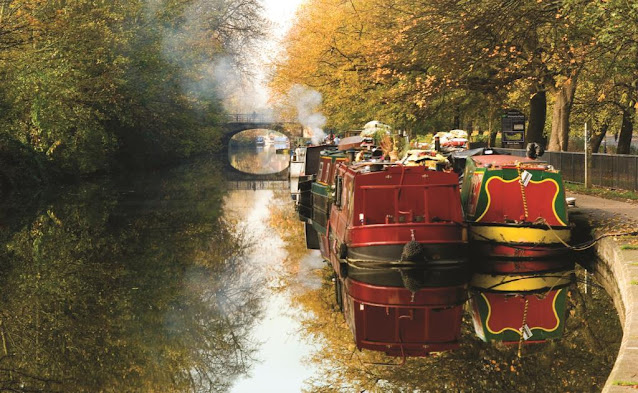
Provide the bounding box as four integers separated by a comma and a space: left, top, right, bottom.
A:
613, 381, 638, 387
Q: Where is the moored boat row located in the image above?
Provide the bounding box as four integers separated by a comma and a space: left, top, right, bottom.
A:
289, 128, 575, 358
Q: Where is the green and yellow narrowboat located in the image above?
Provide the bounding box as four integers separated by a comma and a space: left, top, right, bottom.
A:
461, 155, 571, 260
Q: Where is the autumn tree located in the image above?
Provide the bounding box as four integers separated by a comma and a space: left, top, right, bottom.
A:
0, 0, 267, 183
571, 0, 638, 154
272, 0, 613, 152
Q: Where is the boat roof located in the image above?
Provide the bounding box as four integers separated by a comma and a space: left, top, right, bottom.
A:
344, 161, 442, 175
471, 154, 544, 168
337, 135, 374, 151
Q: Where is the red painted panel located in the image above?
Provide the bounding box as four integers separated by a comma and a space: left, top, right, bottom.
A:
478, 177, 563, 225
346, 279, 465, 353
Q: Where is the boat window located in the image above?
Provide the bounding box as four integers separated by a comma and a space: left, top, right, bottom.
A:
324, 162, 331, 183
317, 162, 324, 181
335, 176, 343, 208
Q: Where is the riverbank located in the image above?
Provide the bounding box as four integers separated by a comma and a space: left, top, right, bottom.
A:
567, 192, 638, 392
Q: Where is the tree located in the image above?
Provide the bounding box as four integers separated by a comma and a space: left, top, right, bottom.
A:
0, 0, 268, 181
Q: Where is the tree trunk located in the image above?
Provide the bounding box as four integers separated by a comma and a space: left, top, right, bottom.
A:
548, 77, 578, 151
489, 114, 497, 147
453, 105, 460, 130
527, 90, 546, 146
589, 119, 610, 154
617, 105, 635, 154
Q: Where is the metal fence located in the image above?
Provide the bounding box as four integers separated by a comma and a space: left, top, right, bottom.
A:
498, 148, 638, 191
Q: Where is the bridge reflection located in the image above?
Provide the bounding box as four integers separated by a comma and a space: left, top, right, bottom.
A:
226, 180, 289, 191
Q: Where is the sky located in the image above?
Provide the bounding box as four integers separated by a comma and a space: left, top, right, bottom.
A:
242, 0, 305, 112
262, 0, 305, 37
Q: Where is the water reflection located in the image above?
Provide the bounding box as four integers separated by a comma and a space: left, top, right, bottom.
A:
469, 269, 574, 344
225, 190, 319, 392
0, 150, 624, 392
0, 158, 261, 392
228, 146, 290, 175
272, 195, 622, 392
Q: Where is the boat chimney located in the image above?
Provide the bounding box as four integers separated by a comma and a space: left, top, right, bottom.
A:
434, 135, 440, 151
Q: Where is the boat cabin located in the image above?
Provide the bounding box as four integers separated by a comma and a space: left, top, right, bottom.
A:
461, 154, 568, 226
331, 163, 466, 253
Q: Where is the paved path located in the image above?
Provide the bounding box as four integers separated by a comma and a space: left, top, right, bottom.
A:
568, 192, 638, 221
567, 192, 638, 392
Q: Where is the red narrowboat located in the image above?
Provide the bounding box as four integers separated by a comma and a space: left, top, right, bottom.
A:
326, 161, 470, 356
339, 275, 467, 356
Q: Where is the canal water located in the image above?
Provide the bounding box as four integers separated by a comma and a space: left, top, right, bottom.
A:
0, 147, 622, 392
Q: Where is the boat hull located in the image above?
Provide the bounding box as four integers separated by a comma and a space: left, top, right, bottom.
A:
311, 182, 330, 235
333, 242, 471, 287
469, 223, 571, 259
296, 176, 313, 222
289, 161, 304, 178
474, 257, 574, 274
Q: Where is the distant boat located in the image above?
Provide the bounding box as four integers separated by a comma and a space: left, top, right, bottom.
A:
255, 136, 265, 146
273, 135, 289, 150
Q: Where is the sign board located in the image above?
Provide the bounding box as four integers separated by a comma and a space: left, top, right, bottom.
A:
501, 109, 526, 149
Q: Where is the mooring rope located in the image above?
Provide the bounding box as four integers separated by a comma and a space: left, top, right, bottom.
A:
468, 220, 637, 253
516, 162, 530, 220
539, 218, 638, 251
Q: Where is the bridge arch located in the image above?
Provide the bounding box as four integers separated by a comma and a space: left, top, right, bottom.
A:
221, 114, 302, 181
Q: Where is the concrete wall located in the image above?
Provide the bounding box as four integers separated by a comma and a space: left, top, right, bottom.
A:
594, 235, 638, 391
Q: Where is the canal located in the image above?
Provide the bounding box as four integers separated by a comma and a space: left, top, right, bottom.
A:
0, 146, 622, 392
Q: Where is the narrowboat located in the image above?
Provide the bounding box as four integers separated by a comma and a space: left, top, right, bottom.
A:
289, 146, 307, 179
326, 160, 470, 356
327, 162, 469, 277
296, 145, 330, 223
460, 155, 571, 259
289, 147, 306, 205
469, 268, 574, 343
311, 149, 347, 238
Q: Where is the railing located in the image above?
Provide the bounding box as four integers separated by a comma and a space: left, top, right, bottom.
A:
225, 113, 295, 123
498, 148, 638, 191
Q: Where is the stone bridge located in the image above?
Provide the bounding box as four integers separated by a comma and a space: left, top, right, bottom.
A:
221, 113, 300, 182
222, 114, 303, 143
